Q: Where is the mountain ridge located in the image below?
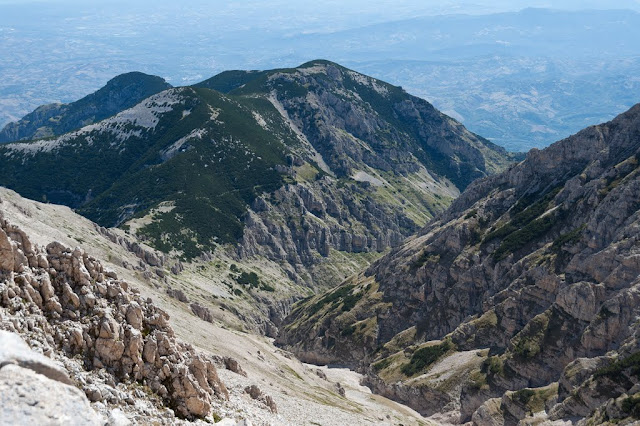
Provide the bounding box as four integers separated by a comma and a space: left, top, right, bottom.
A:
278, 101, 640, 424
0, 60, 515, 290
0, 72, 172, 143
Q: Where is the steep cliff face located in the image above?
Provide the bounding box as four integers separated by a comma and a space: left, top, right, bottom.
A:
0, 61, 514, 293
279, 103, 640, 424
0, 72, 172, 143
203, 60, 513, 189
211, 60, 515, 287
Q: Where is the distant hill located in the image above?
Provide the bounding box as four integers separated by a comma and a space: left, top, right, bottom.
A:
0, 72, 171, 143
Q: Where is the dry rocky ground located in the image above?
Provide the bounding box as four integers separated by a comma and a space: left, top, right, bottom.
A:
0, 186, 431, 425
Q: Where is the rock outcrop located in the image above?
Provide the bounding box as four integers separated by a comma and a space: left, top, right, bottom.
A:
0, 216, 228, 421
0, 330, 102, 425
279, 103, 640, 424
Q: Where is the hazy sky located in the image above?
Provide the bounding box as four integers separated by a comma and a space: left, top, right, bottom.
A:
1, 0, 639, 15
1, 0, 639, 148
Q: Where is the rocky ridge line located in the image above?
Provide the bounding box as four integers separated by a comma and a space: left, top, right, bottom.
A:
278, 103, 640, 424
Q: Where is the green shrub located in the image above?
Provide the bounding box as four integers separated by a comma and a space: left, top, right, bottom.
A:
512, 388, 535, 406
236, 271, 260, 287
308, 285, 356, 315
552, 224, 586, 250
261, 283, 275, 292
594, 351, 640, 382
465, 209, 478, 219
373, 357, 392, 372
622, 394, 640, 418
341, 325, 356, 337
484, 186, 563, 253
483, 356, 504, 376
401, 340, 453, 376
493, 213, 559, 261
341, 292, 363, 311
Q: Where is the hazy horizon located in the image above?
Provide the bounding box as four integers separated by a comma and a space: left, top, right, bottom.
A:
1, 0, 639, 150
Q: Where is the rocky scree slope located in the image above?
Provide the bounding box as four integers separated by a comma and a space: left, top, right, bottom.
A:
0, 187, 434, 426
0, 60, 514, 293
279, 103, 640, 424
0, 214, 233, 422
0, 72, 171, 143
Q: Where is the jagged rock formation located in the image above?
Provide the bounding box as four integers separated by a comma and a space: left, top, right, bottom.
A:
0, 61, 515, 294
279, 103, 640, 424
0, 72, 171, 143
0, 216, 230, 421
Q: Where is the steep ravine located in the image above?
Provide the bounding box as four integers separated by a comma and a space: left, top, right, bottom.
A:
279, 103, 640, 424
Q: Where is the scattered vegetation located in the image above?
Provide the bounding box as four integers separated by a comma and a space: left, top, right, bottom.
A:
373, 357, 393, 372
465, 209, 478, 219
593, 351, 640, 382
228, 269, 274, 292
552, 224, 586, 250
412, 251, 441, 270
341, 325, 356, 337
236, 271, 260, 287
493, 213, 559, 261
511, 312, 550, 360
511, 384, 557, 414
622, 393, 640, 419
308, 284, 360, 316
469, 370, 489, 390
483, 355, 504, 376
401, 340, 454, 377
483, 186, 563, 260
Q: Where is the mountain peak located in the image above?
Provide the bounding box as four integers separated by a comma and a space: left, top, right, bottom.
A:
0, 72, 171, 143
0, 64, 514, 291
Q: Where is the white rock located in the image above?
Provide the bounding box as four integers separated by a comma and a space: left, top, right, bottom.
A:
107, 408, 132, 426
0, 364, 101, 425
0, 330, 73, 386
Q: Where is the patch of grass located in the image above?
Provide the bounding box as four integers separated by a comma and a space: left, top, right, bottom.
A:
469, 370, 489, 390
401, 340, 454, 377
511, 384, 558, 414
373, 357, 393, 372
511, 312, 550, 360
483, 355, 504, 376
